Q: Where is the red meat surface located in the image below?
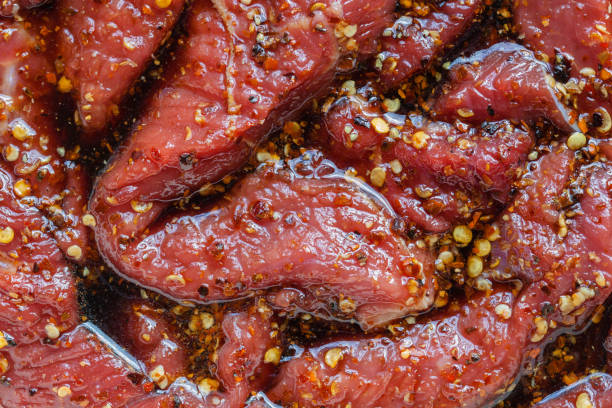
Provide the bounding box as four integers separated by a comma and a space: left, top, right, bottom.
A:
126, 310, 280, 408
490, 143, 612, 284
57, 0, 187, 134
314, 87, 533, 232
376, 0, 484, 89
432, 42, 574, 131
0, 0, 48, 16
115, 300, 188, 386
0, 17, 89, 261
533, 373, 612, 408
264, 147, 612, 407
0, 325, 146, 408
92, 158, 436, 329
0, 162, 78, 345
515, 0, 612, 135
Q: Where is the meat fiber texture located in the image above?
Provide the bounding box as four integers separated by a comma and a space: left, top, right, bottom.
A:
515, 0, 612, 136
57, 0, 187, 135
375, 0, 484, 89
0, 17, 89, 261
312, 85, 534, 232
0, 310, 279, 408
92, 155, 436, 330
89, 0, 427, 329
264, 147, 612, 407
0, 162, 78, 346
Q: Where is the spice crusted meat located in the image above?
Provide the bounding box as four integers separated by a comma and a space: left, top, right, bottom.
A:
265, 147, 612, 407
533, 373, 612, 408
92, 156, 436, 329
0, 0, 612, 406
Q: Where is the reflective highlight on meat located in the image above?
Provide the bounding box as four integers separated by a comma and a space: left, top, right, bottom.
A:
92, 157, 436, 329
0, 163, 78, 345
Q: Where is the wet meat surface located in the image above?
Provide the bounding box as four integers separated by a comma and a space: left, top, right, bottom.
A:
533, 373, 612, 408
515, 0, 612, 136
431, 42, 574, 130
0, 325, 145, 408
375, 0, 484, 89
92, 157, 436, 329
0, 163, 78, 345
57, 0, 187, 135
0, 0, 612, 406
266, 148, 612, 407
0, 17, 89, 261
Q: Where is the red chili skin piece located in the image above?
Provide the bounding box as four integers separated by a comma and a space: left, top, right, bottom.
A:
115, 301, 188, 384
0, 163, 78, 345
376, 0, 484, 89
57, 0, 187, 135
533, 374, 612, 408
314, 89, 533, 232
0, 18, 89, 262
514, 0, 612, 135
126, 310, 280, 408
432, 42, 575, 131
264, 149, 612, 407
92, 161, 435, 329
0, 325, 145, 408
0, 0, 48, 17
606, 328, 612, 370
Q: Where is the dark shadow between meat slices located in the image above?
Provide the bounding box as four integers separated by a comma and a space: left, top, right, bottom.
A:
57, 0, 187, 136
262, 147, 612, 408
312, 85, 534, 232
432, 43, 576, 132
0, 18, 89, 262
92, 156, 436, 330
533, 373, 612, 408
514, 0, 612, 136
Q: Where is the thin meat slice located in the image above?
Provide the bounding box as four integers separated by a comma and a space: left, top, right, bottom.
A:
0, 0, 49, 16
126, 310, 280, 408
90, 0, 416, 329
0, 324, 146, 408
376, 0, 484, 89
57, 0, 187, 135
533, 373, 612, 408
111, 300, 188, 389
489, 143, 612, 284
514, 0, 612, 135
0, 17, 89, 262
0, 163, 78, 345
432, 42, 575, 131
97, 0, 393, 207
264, 148, 612, 407
268, 287, 528, 408
91, 158, 436, 329
314, 86, 533, 232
